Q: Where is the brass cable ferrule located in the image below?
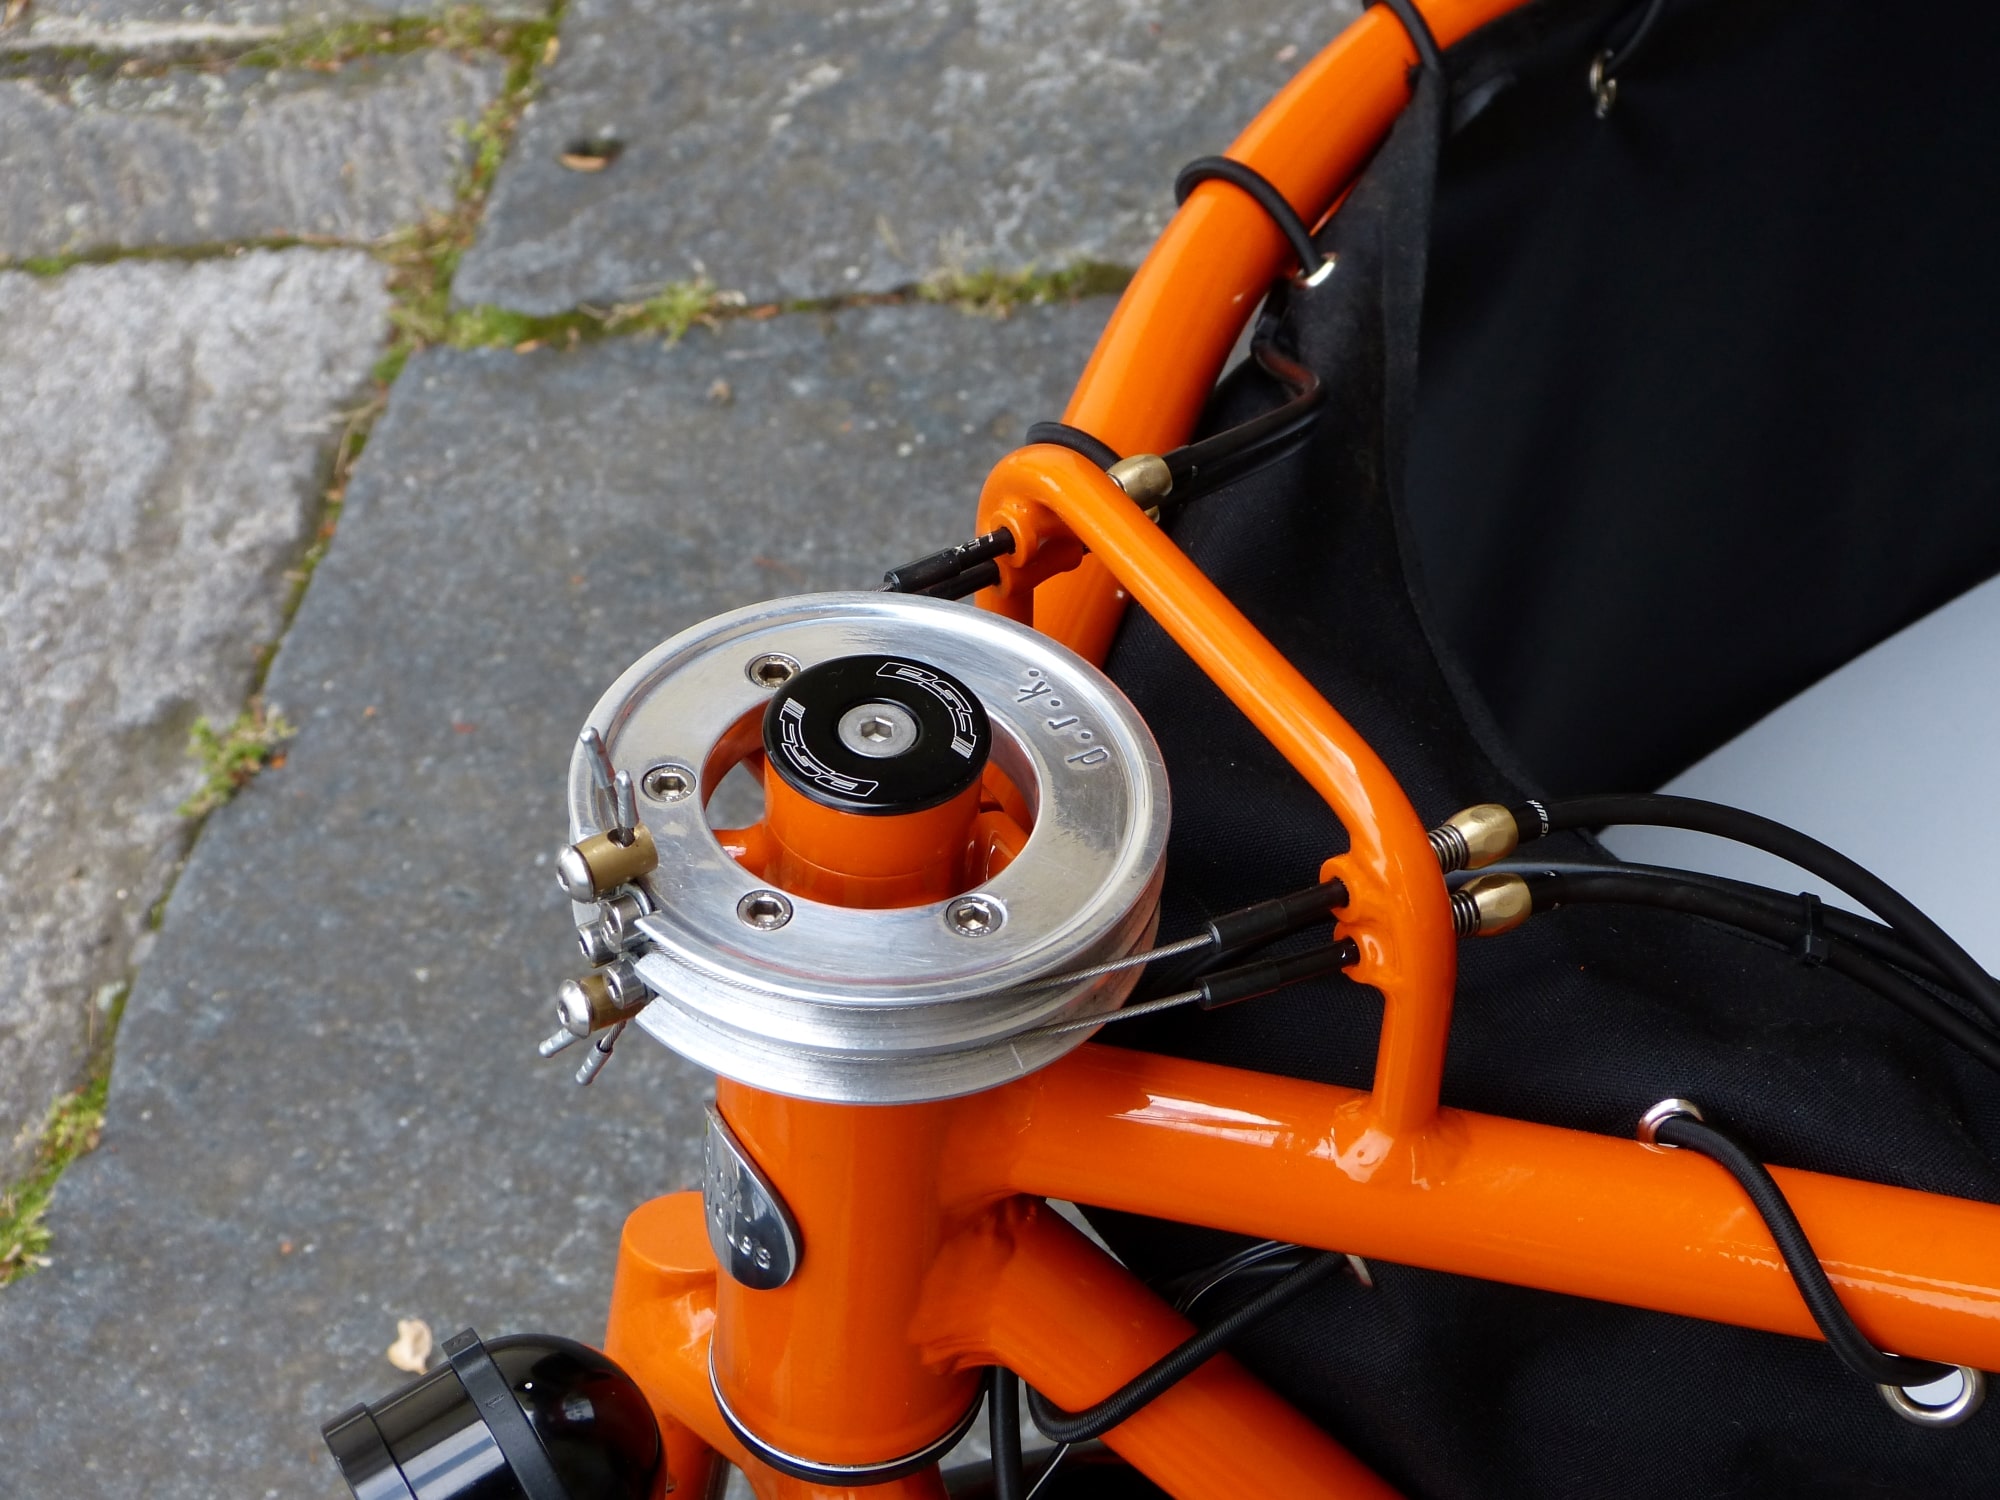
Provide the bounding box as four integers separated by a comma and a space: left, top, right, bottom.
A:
1427, 802, 1521, 873
1107, 453, 1174, 520
1449, 872, 1533, 938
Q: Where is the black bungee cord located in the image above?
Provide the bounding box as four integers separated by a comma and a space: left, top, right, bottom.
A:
1023, 1252, 1347, 1446
1642, 1102, 1981, 1419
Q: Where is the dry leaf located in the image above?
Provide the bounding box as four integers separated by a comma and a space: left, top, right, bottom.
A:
386, 1317, 433, 1373
559, 151, 611, 173
1, 0, 29, 30
542, 34, 559, 64
707, 378, 733, 406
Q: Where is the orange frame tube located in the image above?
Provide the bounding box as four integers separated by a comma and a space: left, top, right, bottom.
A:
597, 4, 2000, 1497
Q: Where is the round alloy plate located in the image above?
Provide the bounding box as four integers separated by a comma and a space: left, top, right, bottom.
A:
566, 592, 1170, 1102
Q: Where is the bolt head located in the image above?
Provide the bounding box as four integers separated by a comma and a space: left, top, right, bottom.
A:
836, 700, 920, 759
577, 919, 622, 966
643, 763, 695, 802
736, 890, 793, 930
555, 844, 598, 903
557, 977, 597, 1037
746, 653, 800, 689
946, 895, 1003, 937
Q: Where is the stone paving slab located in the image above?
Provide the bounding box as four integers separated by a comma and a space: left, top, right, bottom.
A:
0, 51, 499, 261
454, 0, 1359, 313
0, 298, 1111, 1498
0, 249, 389, 1183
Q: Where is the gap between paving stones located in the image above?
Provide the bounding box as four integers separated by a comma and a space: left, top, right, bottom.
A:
0, 0, 1138, 1285
0, 0, 558, 1283
0, 3, 525, 74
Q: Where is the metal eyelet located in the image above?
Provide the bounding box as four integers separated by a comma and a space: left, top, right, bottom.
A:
1588, 50, 1618, 117
1878, 1366, 1986, 1427
1636, 1097, 1704, 1148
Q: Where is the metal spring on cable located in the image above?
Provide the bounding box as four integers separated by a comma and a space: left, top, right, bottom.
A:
1429, 823, 1472, 874
1449, 886, 1482, 938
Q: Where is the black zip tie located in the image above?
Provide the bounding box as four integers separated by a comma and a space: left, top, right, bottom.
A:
1025, 1252, 1345, 1443
1174, 157, 1323, 281
1793, 891, 1830, 968
1368, 0, 1444, 78
1646, 1110, 1958, 1393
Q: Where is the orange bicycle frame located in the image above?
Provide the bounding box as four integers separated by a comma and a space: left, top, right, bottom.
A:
599, 3, 2000, 1495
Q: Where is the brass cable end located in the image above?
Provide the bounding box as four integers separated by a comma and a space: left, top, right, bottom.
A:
1450, 872, 1533, 938
557, 958, 651, 1037
1107, 454, 1173, 520
1427, 803, 1521, 873
555, 823, 659, 903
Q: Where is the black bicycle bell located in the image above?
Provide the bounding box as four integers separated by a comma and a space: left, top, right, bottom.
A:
762, 653, 992, 815
322, 1329, 660, 1500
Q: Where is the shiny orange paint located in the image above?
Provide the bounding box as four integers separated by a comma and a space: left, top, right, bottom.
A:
595, 3, 2000, 1497
703, 778, 999, 1470
612, 1043, 2000, 1496
607, 1193, 950, 1500
985, 1047, 2000, 1373
709, 1084, 982, 1469
917, 1199, 1400, 1500
977, 448, 1455, 1137
760, 772, 986, 908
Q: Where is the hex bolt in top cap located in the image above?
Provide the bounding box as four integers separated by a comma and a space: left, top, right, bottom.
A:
762, 653, 992, 816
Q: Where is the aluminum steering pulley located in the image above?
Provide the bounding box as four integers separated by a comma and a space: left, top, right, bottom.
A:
551, 591, 1170, 1103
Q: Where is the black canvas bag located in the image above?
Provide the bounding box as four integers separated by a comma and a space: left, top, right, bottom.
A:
1089, 1, 2000, 1493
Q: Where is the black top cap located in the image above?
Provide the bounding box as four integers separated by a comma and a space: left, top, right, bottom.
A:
762, 654, 992, 816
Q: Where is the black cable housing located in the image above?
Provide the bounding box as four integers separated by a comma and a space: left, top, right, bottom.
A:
1495, 858, 1956, 991
882, 530, 1015, 594
1521, 867, 2000, 1078
919, 559, 1001, 601
1652, 1112, 1957, 1390
1517, 794, 2000, 1032
1026, 1252, 1344, 1444
1136, 877, 1350, 1001
988, 1367, 1026, 1500
1159, 344, 1324, 510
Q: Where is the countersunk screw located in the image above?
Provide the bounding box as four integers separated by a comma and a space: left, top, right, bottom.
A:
737, 889, 794, 931
643, 762, 696, 802
946, 895, 1003, 937
746, 653, 800, 689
